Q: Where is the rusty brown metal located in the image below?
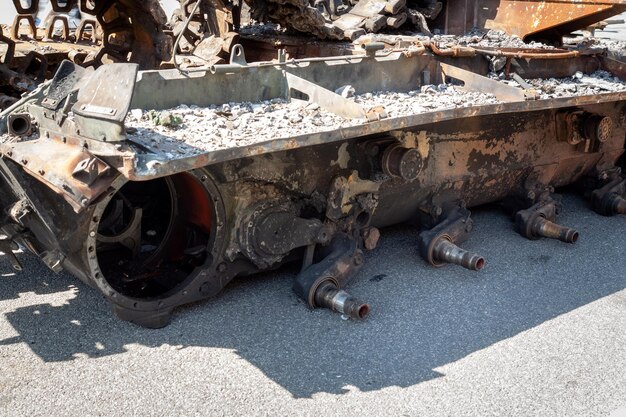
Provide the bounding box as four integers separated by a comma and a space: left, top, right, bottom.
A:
483, 0, 626, 42
442, 0, 626, 42
0, 0, 625, 328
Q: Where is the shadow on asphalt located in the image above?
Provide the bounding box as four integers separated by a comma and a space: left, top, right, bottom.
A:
1, 194, 626, 398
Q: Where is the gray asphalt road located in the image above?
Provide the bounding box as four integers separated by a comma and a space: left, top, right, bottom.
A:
1, 193, 626, 416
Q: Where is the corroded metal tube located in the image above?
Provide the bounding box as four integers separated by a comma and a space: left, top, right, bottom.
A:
531, 217, 579, 243
612, 196, 626, 215
314, 282, 370, 320
432, 238, 485, 271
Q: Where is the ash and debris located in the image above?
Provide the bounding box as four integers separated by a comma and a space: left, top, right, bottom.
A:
239, 23, 289, 37
125, 68, 626, 155
564, 36, 626, 58
432, 29, 556, 50
595, 39, 626, 56
493, 70, 626, 99
125, 86, 499, 154
0, 131, 38, 144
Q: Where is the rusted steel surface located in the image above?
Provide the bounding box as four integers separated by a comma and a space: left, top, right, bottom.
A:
482, 0, 626, 41
0, 0, 625, 327
1, 41, 625, 327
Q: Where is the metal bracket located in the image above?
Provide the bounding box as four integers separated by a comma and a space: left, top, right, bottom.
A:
440, 62, 527, 102
229, 44, 247, 65
292, 234, 369, 319
284, 72, 367, 119
326, 171, 380, 221
0, 238, 22, 272
591, 177, 626, 216
417, 203, 485, 270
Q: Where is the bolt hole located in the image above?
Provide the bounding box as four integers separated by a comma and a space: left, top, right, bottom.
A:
358, 304, 370, 319
475, 258, 485, 270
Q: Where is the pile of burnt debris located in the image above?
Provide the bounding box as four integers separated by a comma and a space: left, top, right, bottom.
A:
124, 85, 499, 154
245, 0, 443, 40
119, 71, 626, 155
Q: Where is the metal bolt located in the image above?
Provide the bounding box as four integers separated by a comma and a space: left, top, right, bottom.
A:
89, 231, 96, 237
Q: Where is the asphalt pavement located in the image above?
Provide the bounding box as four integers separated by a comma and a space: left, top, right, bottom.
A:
2, 193, 626, 416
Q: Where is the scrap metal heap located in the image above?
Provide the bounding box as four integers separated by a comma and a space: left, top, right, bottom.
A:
0, 0, 625, 327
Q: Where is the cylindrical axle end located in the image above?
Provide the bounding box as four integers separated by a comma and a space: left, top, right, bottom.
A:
314, 282, 370, 320
613, 196, 626, 215
532, 218, 579, 243
432, 238, 485, 271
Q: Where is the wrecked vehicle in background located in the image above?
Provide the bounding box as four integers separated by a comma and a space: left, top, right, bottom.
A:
0, 0, 625, 327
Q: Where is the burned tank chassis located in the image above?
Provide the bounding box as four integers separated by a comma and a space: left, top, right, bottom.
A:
0, 44, 625, 327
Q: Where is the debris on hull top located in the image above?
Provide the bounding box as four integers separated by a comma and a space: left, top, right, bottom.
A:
122, 71, 625, 156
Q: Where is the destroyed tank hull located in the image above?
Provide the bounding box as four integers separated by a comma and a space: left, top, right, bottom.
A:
0, 46, 625, 327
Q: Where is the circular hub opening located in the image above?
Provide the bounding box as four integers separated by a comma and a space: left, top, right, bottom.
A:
9, 115, 31, 136
96, 173, 215, 298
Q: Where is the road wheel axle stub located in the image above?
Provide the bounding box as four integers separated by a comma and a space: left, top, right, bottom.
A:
418, 204, 485, 271
530, 217, 579, 243
431, 237, 485, 271
314, 282, 370, 320
293, 234, 369, 319
515, 201, 579, 244
591, 178, 626, 217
